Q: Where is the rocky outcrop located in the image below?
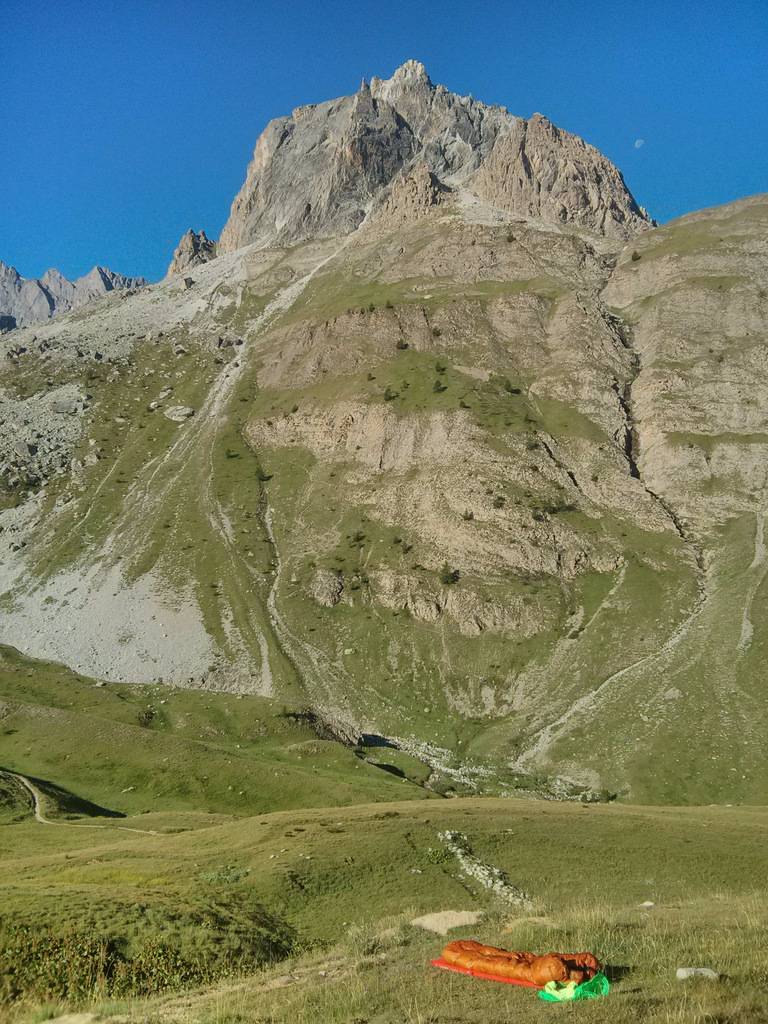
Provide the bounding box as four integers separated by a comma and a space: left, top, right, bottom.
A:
0, 260, 146, 329
167, 229, 217, 276
469, 113, 652, 237
218, 77, 418, 253
218, 60, 650, 253
373, 161, 450, 226
601, 194, 768, 528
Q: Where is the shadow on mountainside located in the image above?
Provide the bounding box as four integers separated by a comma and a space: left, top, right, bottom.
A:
1, 768, 125, 820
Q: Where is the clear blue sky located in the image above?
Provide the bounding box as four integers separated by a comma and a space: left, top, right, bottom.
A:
2, 0, 766, 282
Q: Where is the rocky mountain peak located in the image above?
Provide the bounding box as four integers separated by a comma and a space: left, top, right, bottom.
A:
369, 58, 434, 102
0, 259, 146, 329
167, 229, 217, 276
40, 267, 68, 289
216, 61, 651, 256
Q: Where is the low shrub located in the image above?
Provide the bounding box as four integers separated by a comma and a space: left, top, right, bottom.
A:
0, 899, 295, 1007
440, 564, 460, 585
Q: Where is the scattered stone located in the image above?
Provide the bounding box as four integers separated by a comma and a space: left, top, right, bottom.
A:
52, 397, 80, 415
163, 405, 195, 422
438, 831, 533, 909
13, 439, 34, 458
676, 967, 719, 981
411, 910, 483, 935
310, 569, 343, 607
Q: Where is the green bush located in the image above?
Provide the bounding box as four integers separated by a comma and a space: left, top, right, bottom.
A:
440, 564, 460, 585
137, 707, 156, 728
0, 927, 113, 1005
500, 377, 522, 395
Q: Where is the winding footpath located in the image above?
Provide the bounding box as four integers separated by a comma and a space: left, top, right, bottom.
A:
0, 769, 159, 835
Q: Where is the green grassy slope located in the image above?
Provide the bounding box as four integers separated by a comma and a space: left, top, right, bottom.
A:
0, 646, 431, 818
2, 797, 766, 1019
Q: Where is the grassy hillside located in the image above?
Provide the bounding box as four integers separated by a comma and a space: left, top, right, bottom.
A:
1, 797, 766, 1020
0, 645, 431, 819
102, 896, 768, 1024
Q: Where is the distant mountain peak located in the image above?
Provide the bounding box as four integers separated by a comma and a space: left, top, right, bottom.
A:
0, 259, 146, 330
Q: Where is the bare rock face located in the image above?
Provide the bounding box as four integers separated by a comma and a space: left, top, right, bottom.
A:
167, 229, 217, 276
469, 113, 652, 237
373, 161, 450, 227
218, 77, 418, 253
218, 60, 650, 253
0, 260, 146, 329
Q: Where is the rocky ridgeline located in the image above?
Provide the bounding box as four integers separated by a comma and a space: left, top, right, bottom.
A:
170, 59, 651, 268
0, 261, 146, 330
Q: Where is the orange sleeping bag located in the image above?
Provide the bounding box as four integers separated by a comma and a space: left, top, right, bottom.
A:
440, 940, 601, 987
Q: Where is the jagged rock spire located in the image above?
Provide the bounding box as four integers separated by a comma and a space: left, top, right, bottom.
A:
167, 229, 217, 277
